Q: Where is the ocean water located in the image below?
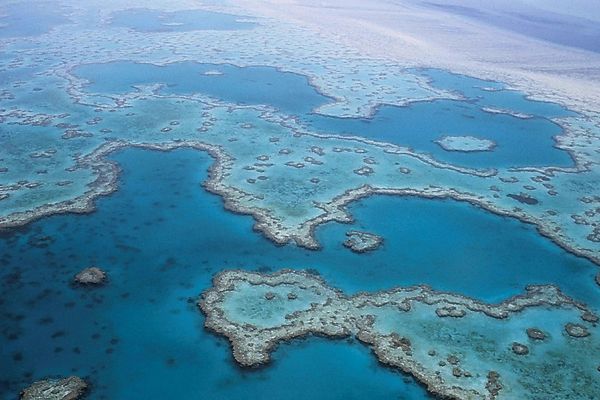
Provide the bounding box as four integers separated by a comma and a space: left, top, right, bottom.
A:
0, 3, 70, 38
109, 8, 257, 32
0, 148, 597, 399
414, 68, 574, 118
306, 100, 572, 168
0, 66, 42, 86
73, 61, 325, 116
2, 3, 598, 399
318, 196, 599, 307
72, 61, 575, 169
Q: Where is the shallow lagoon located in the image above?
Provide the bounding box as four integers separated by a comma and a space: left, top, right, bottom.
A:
0, 148, 597, 399
73, 61, 324, 116
306, 99, 572, 168
109, 8, 257, 32
73, 61, 575, 169
0, 3, 70, 38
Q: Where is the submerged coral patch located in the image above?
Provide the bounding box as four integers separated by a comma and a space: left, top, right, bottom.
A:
20, 376, 87, 400
343, 230, 383, 253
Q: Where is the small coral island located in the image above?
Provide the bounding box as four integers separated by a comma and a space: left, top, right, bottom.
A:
434, 135, 496, 152
73, 266, 107, 286
199, 269, 600, 400
20, 376, 87, 400
343, 230, 383, 253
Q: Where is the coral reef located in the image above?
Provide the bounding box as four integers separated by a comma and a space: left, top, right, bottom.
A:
200, 269, 600, 399
343, 230, 383, 253
434, 135, 496, 152
73, 267, 107, 286
20, 376, 87, 400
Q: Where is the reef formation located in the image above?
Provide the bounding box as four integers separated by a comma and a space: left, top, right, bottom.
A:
73, 266, 107, 286
434, 135, 496, 152
20, 376, 87, 400
1, 1, 599, 399
343, 230, 383, 253
0, 1, 598, 272
200, 269, 600, 400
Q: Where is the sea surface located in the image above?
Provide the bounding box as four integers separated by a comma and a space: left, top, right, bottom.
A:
0, 3, 70, 38
1, 6, 597, 398
1, 148, 597, 399
109, 8, 257, 32
73, 61, 575, 169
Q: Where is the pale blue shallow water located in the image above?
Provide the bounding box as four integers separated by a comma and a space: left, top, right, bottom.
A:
0, 3, 70, 38
0, 148, 597, 399
109, 8, 257, 32
72, 61, 575, 169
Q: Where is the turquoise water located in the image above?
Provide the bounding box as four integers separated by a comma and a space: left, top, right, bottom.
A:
109, 8, 257, 32
415, 68, 574, 118
322, 196, 599, 307
0, 148, 597, 399
72, 61, 574, 169
0, 65, 41, 85
306, 100, 572, 168
73, 61, 325, 116
0, 3, 70, 38
309, 68, 574, 169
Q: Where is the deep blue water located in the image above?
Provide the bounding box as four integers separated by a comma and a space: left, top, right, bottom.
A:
0, 148, 597, 399
72, 61, 575, 169
306, 100, 571, 168
307, 68, 574, 168
109, 8, 257, 32
0, 3, 70, 38
73, 61, 325, 116
414, 68, 574, 118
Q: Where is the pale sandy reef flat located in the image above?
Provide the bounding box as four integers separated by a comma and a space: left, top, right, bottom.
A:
435, 136, 496, 152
